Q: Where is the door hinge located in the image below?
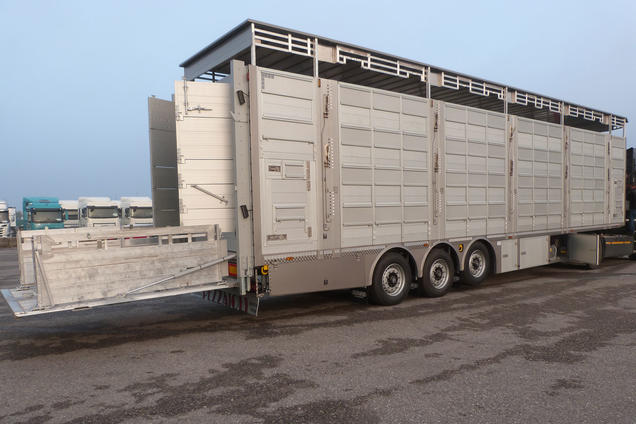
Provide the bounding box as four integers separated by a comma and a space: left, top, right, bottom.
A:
187, 105, 212, 113
325, 190, 336, 223
323, 138, 334, 168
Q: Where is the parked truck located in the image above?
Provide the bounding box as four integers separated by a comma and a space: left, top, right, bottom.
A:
120, 197, 153, 228
78, 197, 120, 227
60, 200, 79, 228
0, 201, 16, 238
2, 20, 633, 317
21, 197, 64, 231
8, 206, 16, 237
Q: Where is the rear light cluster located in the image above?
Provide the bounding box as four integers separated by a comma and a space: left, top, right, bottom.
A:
227, 262, 268, 278
228, 261, 237, 277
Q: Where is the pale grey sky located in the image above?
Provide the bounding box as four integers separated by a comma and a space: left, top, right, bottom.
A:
1, 0, 634, 208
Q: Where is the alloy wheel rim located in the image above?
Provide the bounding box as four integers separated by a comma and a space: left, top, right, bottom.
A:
468, 250, 486, 278
381, 264, 406, 296
430, 259, 450, 289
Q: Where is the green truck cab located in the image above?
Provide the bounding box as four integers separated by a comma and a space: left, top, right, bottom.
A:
21, 197, 64, 230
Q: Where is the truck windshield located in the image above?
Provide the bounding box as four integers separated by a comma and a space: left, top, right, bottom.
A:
88, 207, 119, 219
131, 207, 153, 219
31, 210, 63, 223
0, 211, 8, 222
65, 210, 78, 220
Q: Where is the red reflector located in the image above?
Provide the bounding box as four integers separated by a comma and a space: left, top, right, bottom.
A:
228, 262, 237, 277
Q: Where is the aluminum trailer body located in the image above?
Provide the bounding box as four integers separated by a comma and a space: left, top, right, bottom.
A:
159, 20, 630, 301
2, 20, 631, 317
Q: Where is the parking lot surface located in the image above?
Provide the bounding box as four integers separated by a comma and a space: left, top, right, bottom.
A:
0, 248, 635, 423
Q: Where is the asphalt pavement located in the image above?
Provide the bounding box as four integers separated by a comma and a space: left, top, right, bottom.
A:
0, 247, 635, 423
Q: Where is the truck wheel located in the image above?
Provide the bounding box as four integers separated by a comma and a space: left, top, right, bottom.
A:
418, 249, 455, 297
368, 253, 411, 306
461, 242, 490, 286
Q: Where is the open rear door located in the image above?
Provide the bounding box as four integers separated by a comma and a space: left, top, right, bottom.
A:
172, 74, 256, 295
149, 97, 180, 227
2, 74, 257, 317
173, 80, 237, 234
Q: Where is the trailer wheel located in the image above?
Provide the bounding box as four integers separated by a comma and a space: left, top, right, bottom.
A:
368, 253, 411, 306
418, 249, 455, 297
461, 242, 490, 286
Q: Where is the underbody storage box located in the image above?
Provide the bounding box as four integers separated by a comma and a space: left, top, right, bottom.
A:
601, 234, 634, 258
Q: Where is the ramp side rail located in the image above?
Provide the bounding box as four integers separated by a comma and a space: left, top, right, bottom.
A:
3, 225, 236, 316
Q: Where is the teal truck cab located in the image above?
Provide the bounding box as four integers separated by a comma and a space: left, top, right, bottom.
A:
22, 197, 64, 230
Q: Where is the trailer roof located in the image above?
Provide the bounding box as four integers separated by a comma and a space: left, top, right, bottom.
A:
180, 19, 627, 132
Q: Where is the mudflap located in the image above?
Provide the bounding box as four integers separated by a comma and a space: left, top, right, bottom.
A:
201, 289, 260, 316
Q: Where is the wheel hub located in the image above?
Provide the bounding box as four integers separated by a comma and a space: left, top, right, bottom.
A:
429, 259, 450, 289
468, 250, 486, 278
381, 264, 406, 296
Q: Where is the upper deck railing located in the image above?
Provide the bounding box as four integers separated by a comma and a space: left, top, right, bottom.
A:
179, 20, 627, 132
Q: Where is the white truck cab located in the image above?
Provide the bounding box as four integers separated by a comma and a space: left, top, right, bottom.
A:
120, 197, 153, 228
0, 201, 11, 238
78, 197, 120, 227
59, 200, 79, 228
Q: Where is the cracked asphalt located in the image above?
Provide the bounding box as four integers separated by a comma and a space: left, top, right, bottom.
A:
0, 247, 635, 423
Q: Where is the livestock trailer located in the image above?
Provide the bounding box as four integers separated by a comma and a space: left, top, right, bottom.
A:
2, 20, 632, 317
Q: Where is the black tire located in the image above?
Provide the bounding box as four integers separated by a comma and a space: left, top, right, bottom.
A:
418, 249, 455, 297
368, 253, 411, 306
460, 242, 491, 287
